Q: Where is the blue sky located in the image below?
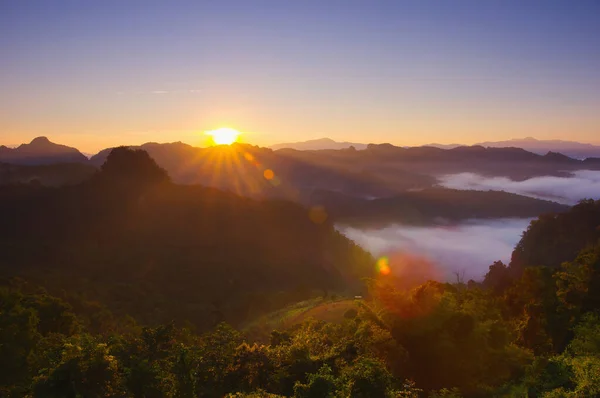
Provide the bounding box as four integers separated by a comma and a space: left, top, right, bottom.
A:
1, 1, 599, 151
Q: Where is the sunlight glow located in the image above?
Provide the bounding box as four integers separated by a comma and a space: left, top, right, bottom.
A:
205, 128, 241, 145
376, 256, 391, 275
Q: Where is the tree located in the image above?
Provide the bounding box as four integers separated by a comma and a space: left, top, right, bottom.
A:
482, 261, 513, 295
100, 146, 170, 186
32, 334, 125, 397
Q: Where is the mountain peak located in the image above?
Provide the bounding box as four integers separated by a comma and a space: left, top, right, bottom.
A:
270, 138, 367, 151
29, 136, 52, 145
0, 136, 88, 165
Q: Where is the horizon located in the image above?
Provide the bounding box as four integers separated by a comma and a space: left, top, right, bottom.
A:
5, 133, 600, 155
2, 1, 600, 152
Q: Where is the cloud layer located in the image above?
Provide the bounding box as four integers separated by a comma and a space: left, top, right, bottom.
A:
438, 170, 600, 205
338, 218, 532, 281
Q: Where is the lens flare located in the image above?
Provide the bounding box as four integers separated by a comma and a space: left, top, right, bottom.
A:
263, 169, 274, 180
376, 256, 391, 275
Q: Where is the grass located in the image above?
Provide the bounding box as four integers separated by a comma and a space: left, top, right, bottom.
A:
243, 296, 362, 341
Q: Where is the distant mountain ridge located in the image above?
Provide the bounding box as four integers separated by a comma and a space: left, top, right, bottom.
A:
3, 136, 600, 205
0, 136, 88, 165
269, 136, 600, 160
270, 137, 368, 151
460, 137, 600, 160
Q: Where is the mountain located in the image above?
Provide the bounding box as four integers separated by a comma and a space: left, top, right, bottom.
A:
5, 137, 599, 205
0, 136, 88, 165
87, 141, 600, 201
0, 147, 373, 330
476, 137, 600, 160
423, 143, 462, 150
277, 143, 600, 182
270, 137, 368, 151
92, 144, 571, 225
309, 188, 568, 227
91, 142, 405, 200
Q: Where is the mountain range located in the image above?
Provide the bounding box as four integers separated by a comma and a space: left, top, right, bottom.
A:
271, 137, 600, 159
270, 137, 368, 151
474, 137, 600, 159
2, 136, 600, 223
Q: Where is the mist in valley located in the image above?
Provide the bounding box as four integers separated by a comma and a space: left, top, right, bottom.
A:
338, 170, 600, 282
438, 170, 600, 205
337, 218, 532, 282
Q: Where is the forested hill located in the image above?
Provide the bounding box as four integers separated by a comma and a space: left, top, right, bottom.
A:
309, 188, 568, 227
2, 198, 600, 396
0, 147, 373, 330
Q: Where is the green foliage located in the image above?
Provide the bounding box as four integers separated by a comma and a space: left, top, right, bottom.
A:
556, 245, 600, 324
339, 357, 393, 398
370, 280, 532, 394
33, 334, 125, 397
511, 199, 600, 272
293, 365, 337, 398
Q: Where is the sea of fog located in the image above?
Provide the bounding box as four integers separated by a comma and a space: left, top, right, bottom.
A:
337, 170, 600, 283
337, 218, 531, 282
438, 170, 600, 205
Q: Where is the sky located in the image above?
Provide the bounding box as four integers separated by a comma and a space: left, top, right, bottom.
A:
1, 0, 599, 153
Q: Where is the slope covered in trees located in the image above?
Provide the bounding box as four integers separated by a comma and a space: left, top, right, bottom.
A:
2, 224, 600, 396
0, 147, 373, 331
309, 188, 567, 227
2, 147, 600, 397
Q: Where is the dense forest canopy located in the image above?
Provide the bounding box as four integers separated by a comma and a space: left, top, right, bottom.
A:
0, 148, 373, 330
1, 147, 600, 397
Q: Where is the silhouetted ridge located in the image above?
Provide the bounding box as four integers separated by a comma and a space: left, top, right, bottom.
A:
99, 146, 170, 186
28, 136, 51, 145
543, 151, 577, 163
0, 136, 88, 165
477, 137, 600, 159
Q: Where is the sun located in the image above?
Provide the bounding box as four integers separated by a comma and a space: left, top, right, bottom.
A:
205, 127, 241, 146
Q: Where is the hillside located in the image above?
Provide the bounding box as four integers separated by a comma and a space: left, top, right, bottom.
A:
0, 148, 373, 330
3, 201, 600, 397
309, 188, 569, 227
0, 162, 96, 186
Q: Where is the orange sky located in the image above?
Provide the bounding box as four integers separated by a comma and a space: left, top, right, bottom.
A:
2, 2, 599, 153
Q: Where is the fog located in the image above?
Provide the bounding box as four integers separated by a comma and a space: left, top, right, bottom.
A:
438, 170, 600, 205
337, 218, 532, 282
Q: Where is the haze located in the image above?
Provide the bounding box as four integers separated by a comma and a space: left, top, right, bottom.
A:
2, 1, 600, 152
439, 170, 600, 205
338, 218, 531, 281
